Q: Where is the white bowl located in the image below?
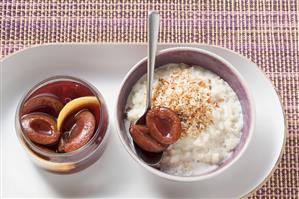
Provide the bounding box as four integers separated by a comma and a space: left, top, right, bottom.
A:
115, 47, 255, 182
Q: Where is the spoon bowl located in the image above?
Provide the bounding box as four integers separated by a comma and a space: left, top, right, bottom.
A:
133, 142, 163, 167
133, 108, 163, 168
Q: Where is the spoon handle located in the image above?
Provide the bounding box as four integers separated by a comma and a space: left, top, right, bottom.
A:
146, 11, 160, 110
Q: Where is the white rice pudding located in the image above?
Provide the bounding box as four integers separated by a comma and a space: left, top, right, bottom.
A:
126, 63, 243, 176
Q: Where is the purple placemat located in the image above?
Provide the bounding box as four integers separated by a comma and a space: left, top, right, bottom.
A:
1, 1, 298, 198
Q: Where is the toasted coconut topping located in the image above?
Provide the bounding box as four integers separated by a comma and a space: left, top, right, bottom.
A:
152, 67, 220, 138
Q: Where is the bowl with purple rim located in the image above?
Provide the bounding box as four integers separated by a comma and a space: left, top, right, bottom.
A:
115, 47, 255, 182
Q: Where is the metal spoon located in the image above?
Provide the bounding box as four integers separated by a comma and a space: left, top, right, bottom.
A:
133, 11, 162, 168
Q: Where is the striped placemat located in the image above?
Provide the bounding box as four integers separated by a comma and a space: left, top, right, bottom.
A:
1, 1, 298, 198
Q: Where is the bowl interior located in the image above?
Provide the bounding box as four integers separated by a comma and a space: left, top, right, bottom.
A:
116, 48, 253, 179
16, 76, 110, 161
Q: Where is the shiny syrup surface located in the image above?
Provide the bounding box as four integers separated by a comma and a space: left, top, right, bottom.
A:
23, 81, 101, 152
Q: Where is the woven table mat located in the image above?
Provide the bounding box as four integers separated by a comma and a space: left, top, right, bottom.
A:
1, 1, 298, 198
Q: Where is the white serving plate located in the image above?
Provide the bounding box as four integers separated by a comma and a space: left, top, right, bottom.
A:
1, 44, 285, 198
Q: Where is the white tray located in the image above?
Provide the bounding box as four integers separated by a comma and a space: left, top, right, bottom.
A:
1, 44, 285, 198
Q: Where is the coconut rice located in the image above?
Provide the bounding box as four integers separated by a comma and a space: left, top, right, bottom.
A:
125, 63, 243, 176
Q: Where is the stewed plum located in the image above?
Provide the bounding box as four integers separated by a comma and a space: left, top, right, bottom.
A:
20, 81, 101, 153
